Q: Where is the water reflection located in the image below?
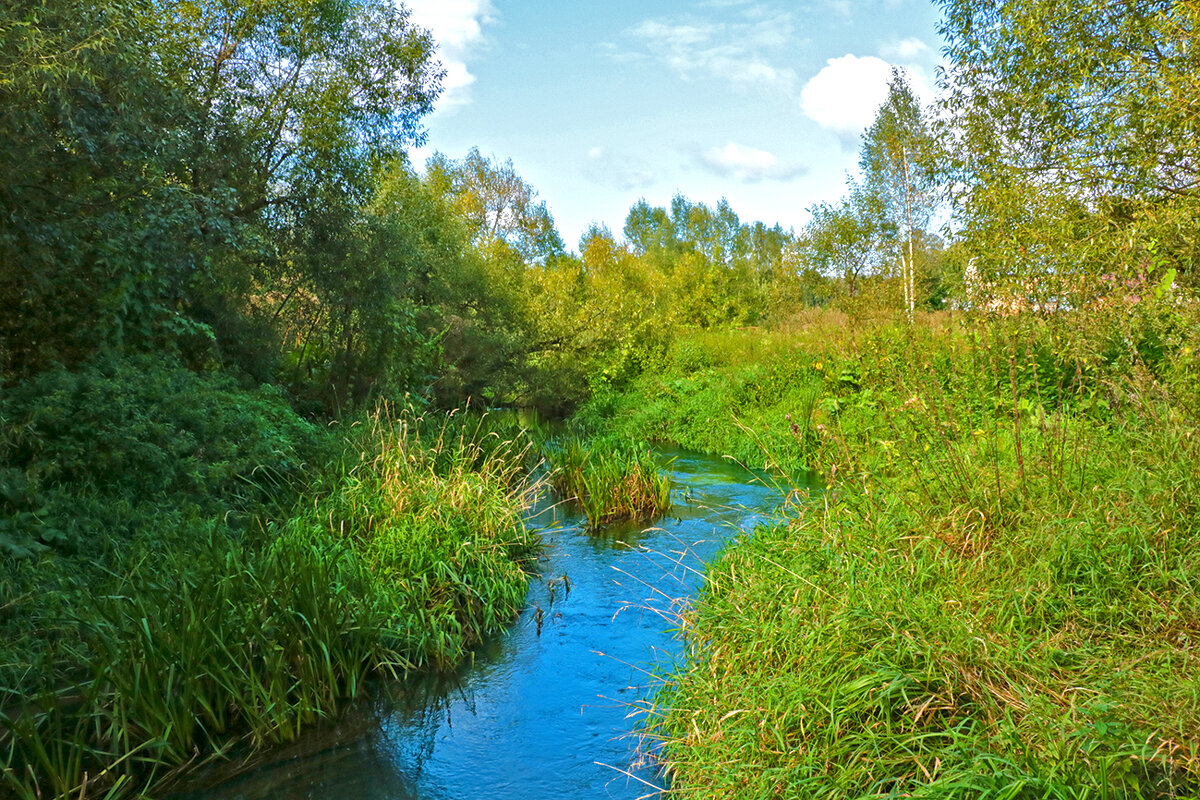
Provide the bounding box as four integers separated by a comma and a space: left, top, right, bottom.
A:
174, 449, 794, 800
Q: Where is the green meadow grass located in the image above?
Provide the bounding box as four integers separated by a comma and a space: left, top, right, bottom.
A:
610, 308, 1200, 798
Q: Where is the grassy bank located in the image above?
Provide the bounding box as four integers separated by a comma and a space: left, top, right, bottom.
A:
584, 307, 1200, 797
0, 361, 539, 799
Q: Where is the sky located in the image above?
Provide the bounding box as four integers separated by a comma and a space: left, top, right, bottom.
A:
403, 0, 947, 252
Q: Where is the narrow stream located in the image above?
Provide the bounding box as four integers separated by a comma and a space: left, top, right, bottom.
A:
174, 448, 787, 799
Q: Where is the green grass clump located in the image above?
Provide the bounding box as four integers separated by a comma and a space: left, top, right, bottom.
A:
299, 409, 539, 666
1, 405, 539, 800
625, 306, 1200, 798
544, 436, 671, 527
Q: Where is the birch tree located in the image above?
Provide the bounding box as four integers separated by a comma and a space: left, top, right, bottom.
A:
858, 69, 940, 320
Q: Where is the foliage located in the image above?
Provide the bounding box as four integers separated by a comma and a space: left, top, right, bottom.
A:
425, 147, 565, 266
0, 0, 218, 379
623, 195, 776, 328
799, 199, 884, 300
938, 0, 1200, 297
636, 306, 1200, 798
0, 354, 321, 558
0, 0, 444, 411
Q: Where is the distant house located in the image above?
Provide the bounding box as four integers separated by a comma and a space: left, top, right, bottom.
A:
961, 260, 1172, 314
963, 259, 1068, 314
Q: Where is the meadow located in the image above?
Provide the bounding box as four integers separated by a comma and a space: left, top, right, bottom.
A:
585, 304, 1200, 798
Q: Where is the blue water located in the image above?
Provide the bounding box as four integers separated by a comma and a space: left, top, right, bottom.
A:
175, 449, 787, 799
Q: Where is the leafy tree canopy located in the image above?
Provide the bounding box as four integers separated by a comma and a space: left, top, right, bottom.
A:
939, 0, 1200, 293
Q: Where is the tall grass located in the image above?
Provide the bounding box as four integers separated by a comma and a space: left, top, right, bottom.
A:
0, 407, 540, 800
571, 326, 830, 478
306, 408, 540, 666
622, 307, 1200, 798
544, 436, 672, 527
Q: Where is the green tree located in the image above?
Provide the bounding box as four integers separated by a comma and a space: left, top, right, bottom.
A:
0, 0, 216, 379
425, 147, 565, 266
858, 68, 941, 319
168, 0, 443, 383
800, 198, 885, 299
621, 195, 768, 327
938, 0, 1200, 295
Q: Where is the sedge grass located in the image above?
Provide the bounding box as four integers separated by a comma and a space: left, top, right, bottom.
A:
0, 406, 541, 800
544, 436, 671, 527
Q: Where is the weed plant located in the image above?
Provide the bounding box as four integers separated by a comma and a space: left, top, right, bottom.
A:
604, 306, 1200, 798
0, 401, 540, 800
543, 436, 671, 527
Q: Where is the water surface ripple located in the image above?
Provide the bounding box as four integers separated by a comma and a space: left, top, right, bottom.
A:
176, 448, 784, 799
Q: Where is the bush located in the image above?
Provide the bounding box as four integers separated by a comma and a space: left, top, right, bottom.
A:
0, 354, 322, 556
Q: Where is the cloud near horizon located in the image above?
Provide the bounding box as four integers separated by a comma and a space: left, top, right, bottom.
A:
583, 146, 657, 191
405, 0, 497, 110
699, 142, 807, 182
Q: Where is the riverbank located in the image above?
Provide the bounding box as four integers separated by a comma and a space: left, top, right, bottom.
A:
0, 372, 540, 799
170, 446, 780, 800
581, 307, 1200, 797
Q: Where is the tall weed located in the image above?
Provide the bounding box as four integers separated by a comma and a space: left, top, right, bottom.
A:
629, 308, 1200, 798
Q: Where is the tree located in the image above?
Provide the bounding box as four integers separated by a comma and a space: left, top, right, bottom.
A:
624, 199, 677, 257
0, 0, 445, 391
0, 0, 215, 380
168, 0, 444, 381
168, 0, 441, 215
938, 0, 1200, 294
858, 69, 941, 319
800, 199, 885, 299
425, 148, 565, 266
620, 194, 768, 327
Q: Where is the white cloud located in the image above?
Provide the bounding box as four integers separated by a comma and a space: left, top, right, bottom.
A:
582, 149, 657, 191
800, 54, 893, 138
404, 0, 497, 109
700, 142, 807, 182
879, 37, 930, 61
826, 0, 852, 17
624, 10, 800, 93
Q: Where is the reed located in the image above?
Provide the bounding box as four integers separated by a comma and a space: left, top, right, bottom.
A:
0, 406, 540, 800
544, 436, 672, 527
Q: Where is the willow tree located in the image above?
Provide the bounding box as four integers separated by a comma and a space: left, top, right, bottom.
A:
858, 69, 941, 320
0, 0, 213, 380
938, 0, 1200, 298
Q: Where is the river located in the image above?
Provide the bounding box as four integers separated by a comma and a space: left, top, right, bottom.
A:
173, 447, 788, 799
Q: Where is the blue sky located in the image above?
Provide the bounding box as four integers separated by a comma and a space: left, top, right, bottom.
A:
404, 0, 946, 251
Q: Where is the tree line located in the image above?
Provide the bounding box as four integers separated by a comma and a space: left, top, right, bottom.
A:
2, 0, 1196, 415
